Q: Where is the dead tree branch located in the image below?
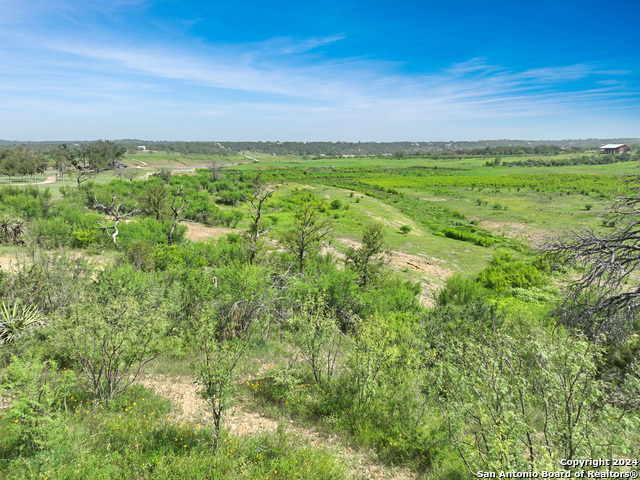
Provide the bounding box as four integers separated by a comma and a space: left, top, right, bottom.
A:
241, 175, 278, 264
168, 181, 190, 246
93, 195, 140, 246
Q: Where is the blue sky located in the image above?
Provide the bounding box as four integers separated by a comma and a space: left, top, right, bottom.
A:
1, 0, 638, 141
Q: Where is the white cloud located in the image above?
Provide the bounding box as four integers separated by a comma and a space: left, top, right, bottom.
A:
0, 4, 638, 140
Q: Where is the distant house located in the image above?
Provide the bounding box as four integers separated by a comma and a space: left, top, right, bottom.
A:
598, 144, 631, 154
137, 145, 147, 151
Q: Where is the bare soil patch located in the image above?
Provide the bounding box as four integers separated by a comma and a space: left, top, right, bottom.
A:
390, 252, 452, 307
0, 254, 20, 272
476, 219, 546, 246
138, 373, 206, 422
184, 223, 235, 241
336, 238, 362, 250
334, 238, 451, 279
0, 395, 12, 410
391, 251, 451, 278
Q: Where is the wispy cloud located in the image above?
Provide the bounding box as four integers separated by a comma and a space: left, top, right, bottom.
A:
0, 0, 638, 140
40, 39, 635, 114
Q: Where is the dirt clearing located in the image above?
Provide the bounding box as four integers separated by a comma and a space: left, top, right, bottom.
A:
184, 223, 235, 241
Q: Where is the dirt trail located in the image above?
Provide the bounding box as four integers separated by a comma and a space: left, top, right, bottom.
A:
9, 175, 56, 186
138, 373, 417, 480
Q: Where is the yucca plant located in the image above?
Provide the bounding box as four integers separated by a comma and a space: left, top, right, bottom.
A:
0, 214, 25, 244
0, 301, 44, 344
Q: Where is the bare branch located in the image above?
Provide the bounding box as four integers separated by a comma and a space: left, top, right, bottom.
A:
93, 195, 140, 246
241, 175, 278, 264
168, 181, 190, 246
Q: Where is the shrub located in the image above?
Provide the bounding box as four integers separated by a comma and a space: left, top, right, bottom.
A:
0, 354, 77, 451
0, 301, 44, 345
284, 295, 342, 387
125, 241, 155, 271
442, 228, 498, 247
30, 217, 72, 247
72, 228, 97, 248
58, 294, 167, 403
437, 274, 486, 306
221, 210, 243, 227
399, 225, 411, 234
476, 252, 546, 290
118, 218, 187, 246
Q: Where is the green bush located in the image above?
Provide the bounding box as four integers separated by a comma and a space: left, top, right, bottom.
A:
117, 218, 187, 247
30, 217, 72, 247
72, 228, 97, 248
441, 228, 498, 247
0, 353, 77, 452
125, 241, 155, 271
438, 274, 486, 306
477, 252, 546, 290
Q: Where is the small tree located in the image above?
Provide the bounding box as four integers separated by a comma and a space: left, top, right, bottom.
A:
60, 295, 166, 404
280, 200, 332, 273
1, 146, 48, 183
168, 181, 190, 246
195, 313, 247, 452
194, 264, 284, 451
242, 175, 277, 265
345, 222, 389, 287
51, 143, 78, 181
71, 141, 126, 184
156, 168, 172, 184
207, 159, 224, 181
139, 183, 170, 221
285, 295, 343, 388
115, 166, 139, 182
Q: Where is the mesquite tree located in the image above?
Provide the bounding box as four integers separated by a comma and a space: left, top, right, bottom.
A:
345, 222, 389, 287
168, 181, 190, 246
280, 200, 332, 273
242, 175, 277, 265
